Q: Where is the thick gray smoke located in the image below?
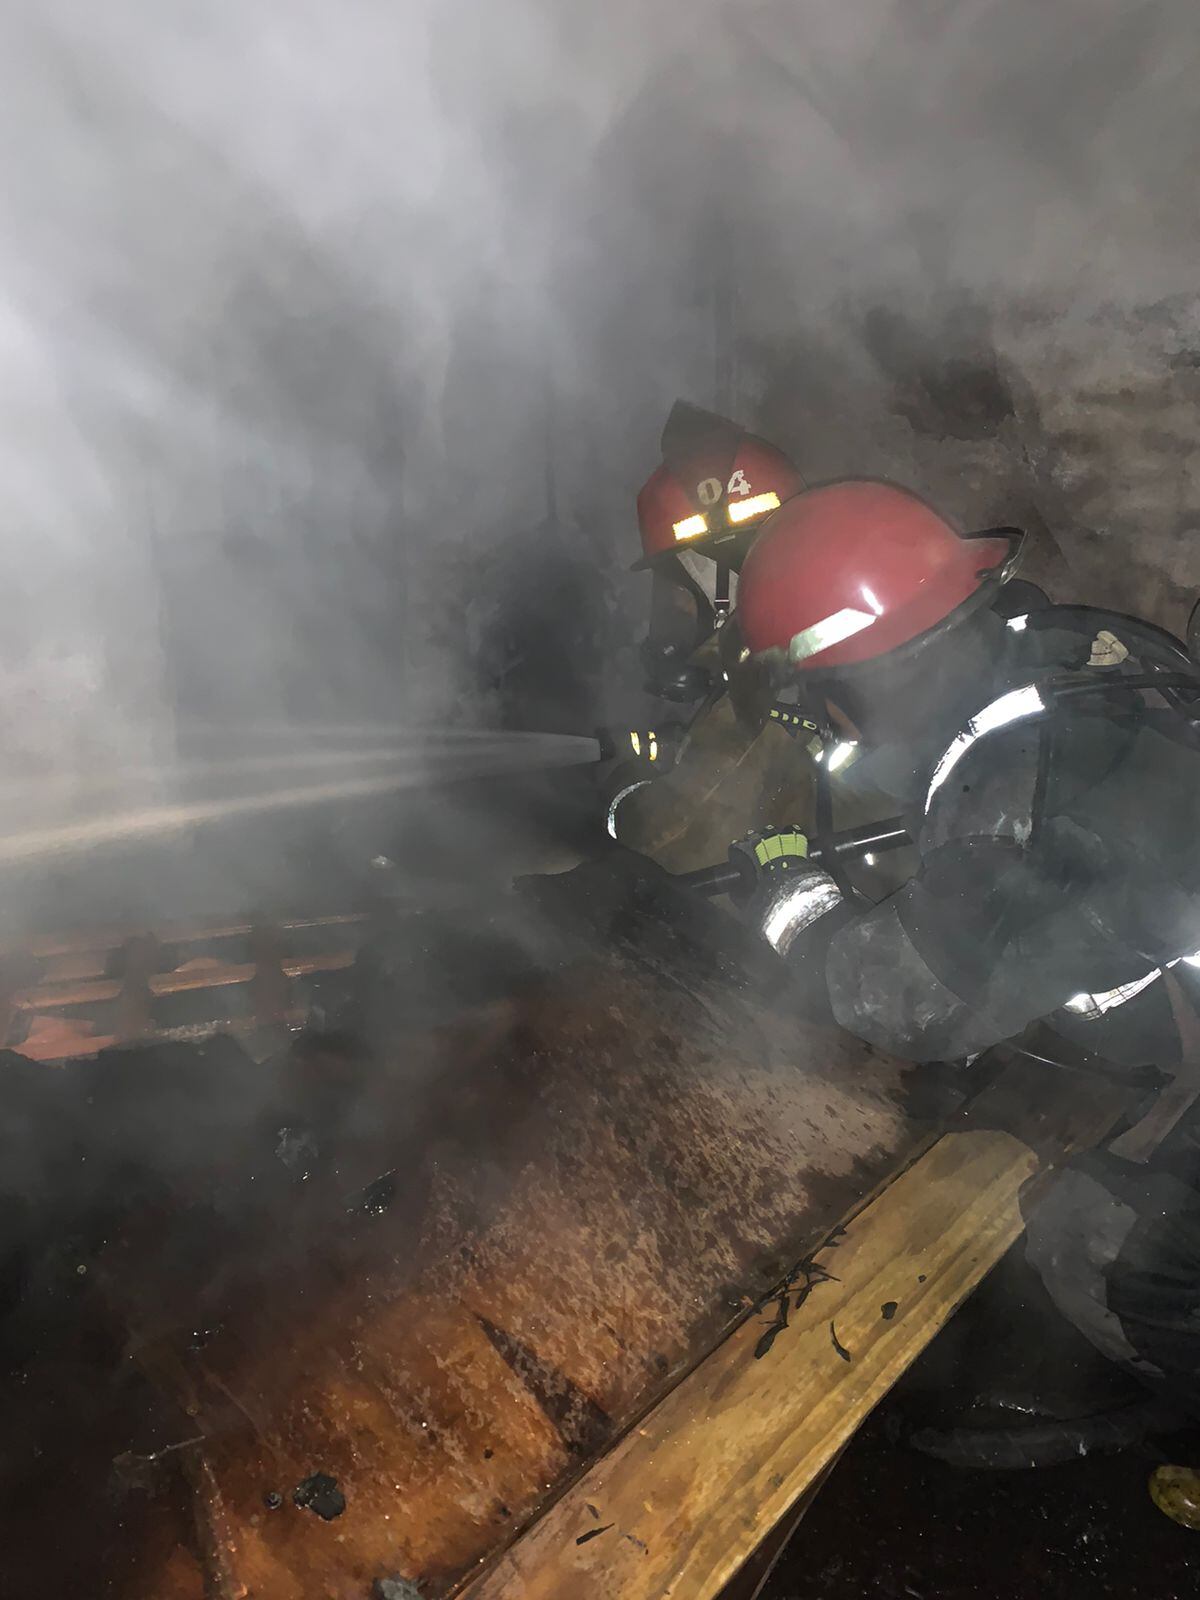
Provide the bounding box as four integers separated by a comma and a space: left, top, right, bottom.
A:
0, 0, 1198, 888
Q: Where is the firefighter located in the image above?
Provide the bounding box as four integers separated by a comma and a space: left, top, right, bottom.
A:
721, 479, 1200, 1446
632, 399, 805, 706
602, 402, 809, 867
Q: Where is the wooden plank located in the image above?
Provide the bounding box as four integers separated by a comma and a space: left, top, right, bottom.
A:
716, 1463, 837, 1600
1, 911, 366, 961
113, 933, 162, 1041
457, 1122, 1090, 1600
12, 949, 353, 1010
248, 923, 289, 1025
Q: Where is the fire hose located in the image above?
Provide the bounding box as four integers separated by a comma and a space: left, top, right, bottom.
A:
672, 816, 912, 899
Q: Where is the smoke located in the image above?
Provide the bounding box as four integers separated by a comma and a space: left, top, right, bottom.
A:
4, 18, 1200, 1587
0, 0, 1197, 875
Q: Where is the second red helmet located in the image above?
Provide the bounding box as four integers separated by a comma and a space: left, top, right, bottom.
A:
635, 401, 805, 570
737, 481, 1022, 673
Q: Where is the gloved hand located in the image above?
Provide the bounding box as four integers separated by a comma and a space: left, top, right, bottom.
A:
729, 825, 812, 885
640, 638, 715, 703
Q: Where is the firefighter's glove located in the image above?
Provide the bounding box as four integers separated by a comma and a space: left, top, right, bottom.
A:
640, 640, 715, 704
730, 826, 812, 884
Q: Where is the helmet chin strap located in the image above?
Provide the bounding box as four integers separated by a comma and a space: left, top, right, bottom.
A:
713, 561, 732, 627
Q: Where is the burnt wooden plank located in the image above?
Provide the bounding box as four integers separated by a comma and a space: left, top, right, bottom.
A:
0, 911, 366, 962
112, 933, 162, 1042
12, 949, 353, 1010
248, 923, 289, 1026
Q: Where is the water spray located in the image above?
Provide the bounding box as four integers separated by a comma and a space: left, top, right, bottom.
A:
0, 728, 602, 866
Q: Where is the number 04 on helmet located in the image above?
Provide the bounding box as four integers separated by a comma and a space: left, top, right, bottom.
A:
634, 401, 805, 571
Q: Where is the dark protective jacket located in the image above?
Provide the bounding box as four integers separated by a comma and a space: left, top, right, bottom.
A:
815, 603, 1200, 1066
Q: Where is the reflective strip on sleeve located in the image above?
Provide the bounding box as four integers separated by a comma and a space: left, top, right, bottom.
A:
761, 873, 843, 955
925, 684, 1046, 810
607, 779, 652, 840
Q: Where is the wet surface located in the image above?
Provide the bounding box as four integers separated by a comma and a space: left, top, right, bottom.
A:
760, 1411, 1200, 1600
761, 1249, 1200, 1600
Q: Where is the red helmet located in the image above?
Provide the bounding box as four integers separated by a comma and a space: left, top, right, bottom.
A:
737, 481, 1022, 673
634, 401, 804, 570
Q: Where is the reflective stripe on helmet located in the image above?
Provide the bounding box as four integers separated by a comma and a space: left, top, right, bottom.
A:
788, 607, 876, 664
673, 513, 708, 541
727, 490, 781, 525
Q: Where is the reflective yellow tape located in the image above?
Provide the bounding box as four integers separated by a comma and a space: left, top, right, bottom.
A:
754, 831, 809, 867
727, 490, 781, 525
673, 514, 708, 541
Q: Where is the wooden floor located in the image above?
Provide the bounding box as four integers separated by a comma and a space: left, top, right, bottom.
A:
8, 883, 1135, 1600
79, 881, 930, 1598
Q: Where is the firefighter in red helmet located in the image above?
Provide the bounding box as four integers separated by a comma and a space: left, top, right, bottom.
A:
601, 402, 810, 865
721, 477, 1200, 1450
633, 400, 804, 705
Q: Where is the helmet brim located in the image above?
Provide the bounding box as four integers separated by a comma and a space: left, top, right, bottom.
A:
630, 526, 760, 573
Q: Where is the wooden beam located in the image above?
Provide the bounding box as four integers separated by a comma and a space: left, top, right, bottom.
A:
457, 1125, 1063, 1600
1, 911, 366, 961
12, 949, 354, 1011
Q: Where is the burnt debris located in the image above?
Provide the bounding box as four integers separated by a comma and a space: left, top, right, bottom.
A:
373, 1580, 424, 1600
754, 1293, 791, 1360
751, 1223, 846, 1360
881, 1301, 899, 1321
476, 1314, 611, 1456
830, 1322, 852, 1363
275, 1124, 319, 1179
292, 1471, 346, 1520
576, 1523, 614, 1546
352, 1171, 397, 1217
